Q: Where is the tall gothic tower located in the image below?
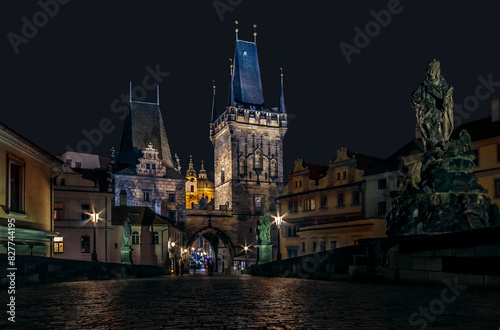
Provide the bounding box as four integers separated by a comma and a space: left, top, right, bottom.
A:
210, 25, 287, 221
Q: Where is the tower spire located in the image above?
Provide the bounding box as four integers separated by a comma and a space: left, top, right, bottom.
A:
253, 24, 257, 43
228, 58, 235, 107
211, 80, 217, 122
235, 20, 239, 41
279, 68, 286, 113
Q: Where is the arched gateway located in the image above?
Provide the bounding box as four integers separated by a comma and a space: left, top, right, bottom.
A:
185, 226, 236, 274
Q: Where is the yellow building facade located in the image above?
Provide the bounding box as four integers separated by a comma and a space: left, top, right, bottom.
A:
278, 149, 386, 259
0, 122, 62, 257
185, 156, 214, 209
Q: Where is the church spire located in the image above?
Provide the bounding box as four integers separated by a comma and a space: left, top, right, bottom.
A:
186, 155, 196, 180
228, 58, 235, 107
279, 67, 286, 113
211, 81, 217, 122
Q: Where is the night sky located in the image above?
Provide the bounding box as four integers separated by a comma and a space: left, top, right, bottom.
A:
2, 1, 500, 178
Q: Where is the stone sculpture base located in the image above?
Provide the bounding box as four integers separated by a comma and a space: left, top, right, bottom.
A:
121, 245, 133, 265
256, 244, 272, 265
387, 130, 500, 236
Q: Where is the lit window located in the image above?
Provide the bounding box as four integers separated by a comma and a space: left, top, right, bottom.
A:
152, 232, 159, 244
221, 168, 225, 183
132, 231, 140, 245
8, 155, 25, 213
378, 179, 387, 190
54, 237, 64, 253
54, 203, 64, 219
81, 236, 90, 253
304, 198, 315, 211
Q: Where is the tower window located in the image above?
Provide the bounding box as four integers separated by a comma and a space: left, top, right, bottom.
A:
221, 168, 225, 182
143, 191, 150, 202
190, 185, 194, 192
168, 193, 176, 202
254, 196, 262, 214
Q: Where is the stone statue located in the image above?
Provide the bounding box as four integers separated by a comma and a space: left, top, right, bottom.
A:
122, 217, 131, 247
257, 214, 271, 245
410, 59, 454, 153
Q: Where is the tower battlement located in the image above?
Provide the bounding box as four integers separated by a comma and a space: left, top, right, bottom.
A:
210, 106, 287, 137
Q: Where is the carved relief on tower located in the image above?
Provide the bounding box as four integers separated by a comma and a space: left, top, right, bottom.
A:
136, 144, 166, 176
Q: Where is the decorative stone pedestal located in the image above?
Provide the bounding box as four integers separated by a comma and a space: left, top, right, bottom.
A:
121, 246, 133, 265
256, 244, 272, 265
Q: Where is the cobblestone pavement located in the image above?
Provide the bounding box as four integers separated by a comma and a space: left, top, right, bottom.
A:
2, 274, 500, 329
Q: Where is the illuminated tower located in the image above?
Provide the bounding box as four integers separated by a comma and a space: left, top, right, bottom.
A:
210, 23, 287, 222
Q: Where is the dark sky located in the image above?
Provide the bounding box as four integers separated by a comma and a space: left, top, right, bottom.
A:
1, 1, 500, 178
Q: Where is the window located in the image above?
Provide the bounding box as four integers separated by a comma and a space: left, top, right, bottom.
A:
337, 193, 345, 207
288, 201, 298, 213
75, 162, 81, 168
312, 242, 317, 253
152, 164, 156, 170
378, 178, 387, 190
221, 168, 225, 182
81, 204, 90, 220
265, 173, 268, 180
378, 201, 387, 216
352, 191, 360, 205
303, 198, 315, 211
143, 191, 150, 202
302, 242, 305, 253
320, 241, 326, 252
473, 149, 479, 166
54, 203, 63, 219
286, 225, 297, 237
336, 173, 341, 180
498, 144, 500, 163
60, 178, 65, 186
168, 211, 176, 221
8, 156, 25, 213
254, 196, 262, 213
495, 179, 500, 198
146, 163, 150, 169
81, 236, 90, 253
132, 231, 140, 245
152, 232, 159, 244
342, 171, 347, 179
287, 248, 298, 258
54, 237, 63, 253
168, 193, 176, 202
331, 241, 337, 250
190, 185, 194, 192
320, 196, 328, 209
65, 159, 72, 166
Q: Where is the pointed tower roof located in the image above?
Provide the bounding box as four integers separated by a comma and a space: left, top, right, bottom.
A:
279, 68, 286, 113
231, 33, 265, 109
228, 59, 235, 107
186, 155, 197, 180
198, 160, 207, 180
118, 100, 175, 169
211, 81, 218, 122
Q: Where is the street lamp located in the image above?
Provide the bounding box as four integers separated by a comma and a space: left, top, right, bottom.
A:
244, 245, 249, 267
91, 212, 99, 262
275, 215, 283, 260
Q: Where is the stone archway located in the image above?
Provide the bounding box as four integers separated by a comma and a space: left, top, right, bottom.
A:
185, 226, 236, 274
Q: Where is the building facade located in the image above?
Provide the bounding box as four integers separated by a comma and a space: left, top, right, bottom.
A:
185, 156, 214, 209
0, 122, 62, 257
277, 149, 386, 259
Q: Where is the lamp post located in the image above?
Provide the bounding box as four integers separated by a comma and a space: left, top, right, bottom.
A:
244, 246, 248, 267
275, 215, 283, 260
91, 212, 99, 262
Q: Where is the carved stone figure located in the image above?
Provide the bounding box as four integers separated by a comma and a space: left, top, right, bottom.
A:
122, 217, 131, 247
410, 59, 454, 153
256, 214, 271, 245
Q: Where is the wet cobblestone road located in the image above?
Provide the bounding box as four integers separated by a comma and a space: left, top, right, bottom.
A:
2, 274, 500, 329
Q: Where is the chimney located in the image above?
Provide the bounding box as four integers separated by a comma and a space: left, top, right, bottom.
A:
415, 123, 421, 139
492, 98, 500, 122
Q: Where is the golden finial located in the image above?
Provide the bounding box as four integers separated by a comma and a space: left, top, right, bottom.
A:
280, 67, 283, 77
253, 24, 257, 43
235, 20, 239, 40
